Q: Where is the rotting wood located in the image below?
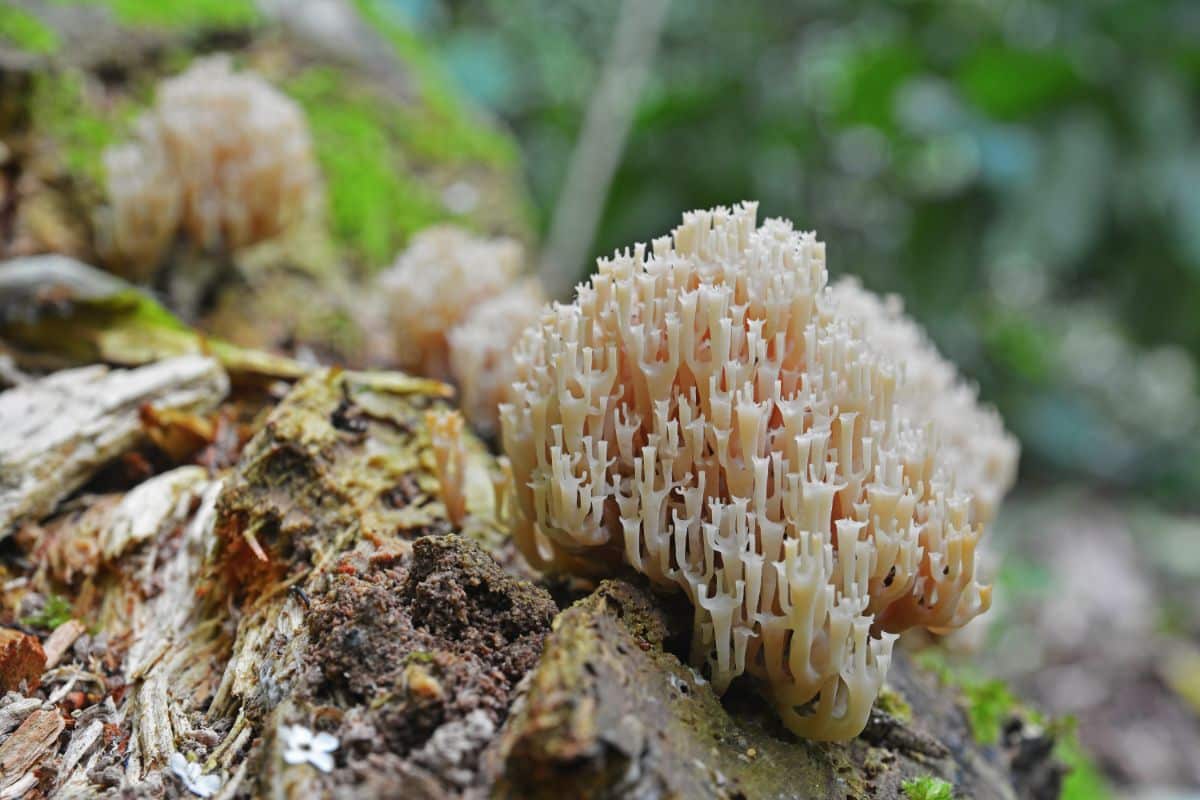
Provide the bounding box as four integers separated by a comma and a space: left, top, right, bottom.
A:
0, 708, 64, 793
482, 580, 1058, 800
0, 698, 42, 740
0, 355, 228, 537
23, 367, 510, 797
0, 361, 1063, 799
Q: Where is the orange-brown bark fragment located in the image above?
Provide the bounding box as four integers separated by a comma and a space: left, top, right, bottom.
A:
0, 628, 46, 693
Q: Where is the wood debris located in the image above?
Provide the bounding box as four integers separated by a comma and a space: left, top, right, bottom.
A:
41, 621, 85, 670
0, 709, 64, 794
0, 356, 228, 537
0, 630, 45, 693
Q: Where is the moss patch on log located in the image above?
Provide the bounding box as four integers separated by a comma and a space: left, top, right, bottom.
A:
285, 67, 449, 269
484, 580, 853, 799
29, 71, 132, 186
2, 0, 533, 362
914, 647, 1110, 800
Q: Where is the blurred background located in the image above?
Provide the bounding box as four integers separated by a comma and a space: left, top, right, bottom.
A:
2, 0, 1198, 796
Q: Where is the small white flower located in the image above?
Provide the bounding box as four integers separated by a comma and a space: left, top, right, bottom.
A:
169, 752, 221, 798
281, 724, 338, 773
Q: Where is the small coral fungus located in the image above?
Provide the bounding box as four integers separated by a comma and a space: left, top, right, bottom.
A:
426, 409, 469, 526
500, 203, 1017, 740
380, 226, 523, 383
100, 55, 318, 276
448, 278, 545, 436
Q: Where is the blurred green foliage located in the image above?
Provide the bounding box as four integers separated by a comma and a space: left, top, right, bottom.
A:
0, 6, 59, 53
50, 0, 260, 30
391, 0, 1200, 501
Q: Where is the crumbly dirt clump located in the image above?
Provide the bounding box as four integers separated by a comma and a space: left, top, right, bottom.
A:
304, 535, 557, 771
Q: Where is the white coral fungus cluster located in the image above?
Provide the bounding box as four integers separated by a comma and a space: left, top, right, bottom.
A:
101, 55, 317, 275
500, 203, 1018, 740
381, 226, 524, 381
382, 226, 542, 433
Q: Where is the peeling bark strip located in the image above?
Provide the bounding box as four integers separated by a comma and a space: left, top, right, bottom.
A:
0, 355, 228, 536
40, 621, 85, 670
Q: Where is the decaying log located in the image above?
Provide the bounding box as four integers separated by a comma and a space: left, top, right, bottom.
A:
100, 367, 519, 797
0, 360, 1065, 799
0, 355, 228, 536
0, 256, 311, 381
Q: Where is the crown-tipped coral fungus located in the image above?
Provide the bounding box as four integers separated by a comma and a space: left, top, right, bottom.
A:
426, 408, 469, 527
99, 55, 318, 275
500, 203, 1017, 740
380, 226, 524, 382
448, 278, 546, 436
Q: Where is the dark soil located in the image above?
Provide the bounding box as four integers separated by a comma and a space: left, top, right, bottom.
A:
305, 535, 556, 759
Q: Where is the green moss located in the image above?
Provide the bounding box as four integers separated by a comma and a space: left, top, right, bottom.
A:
913, 650, 1024, 744
961, 679, 1017, 745
353, 0, 517, 169
901, 775, 954, 800
914, 648, 1113, 799
49, 0, 259, 30
22, 594, 73, 630
915, 651, 1019, 745
32, 71, 134, 185
405, 650, 436, 665
1056, 726, 1112, 800
286, 67, 449, 269
0, 6, 59, 54
913, 648, 955, 686
875, 686, 913, 721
